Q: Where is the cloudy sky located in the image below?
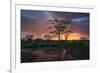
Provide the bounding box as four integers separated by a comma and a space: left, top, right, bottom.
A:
21, 10, 89, 40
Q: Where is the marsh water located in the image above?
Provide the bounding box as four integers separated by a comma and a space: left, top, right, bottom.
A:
21, 40, 89, 63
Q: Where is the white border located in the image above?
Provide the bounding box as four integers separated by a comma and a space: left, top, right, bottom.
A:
11, 4, 96, 73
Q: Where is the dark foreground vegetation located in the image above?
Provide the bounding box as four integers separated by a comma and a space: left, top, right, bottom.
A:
21, 40, 89, 63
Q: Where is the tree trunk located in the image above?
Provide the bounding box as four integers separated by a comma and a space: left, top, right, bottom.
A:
58, 35, 61, 40
64, 33, 69, 40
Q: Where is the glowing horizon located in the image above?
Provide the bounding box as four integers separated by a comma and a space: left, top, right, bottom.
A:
21, 32, 89, 40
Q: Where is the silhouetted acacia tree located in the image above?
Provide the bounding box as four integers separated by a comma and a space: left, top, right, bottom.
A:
26, 35, 34, 41
44, 35, 52, 40
48, 17, 72, 40
80, 37, 87, 40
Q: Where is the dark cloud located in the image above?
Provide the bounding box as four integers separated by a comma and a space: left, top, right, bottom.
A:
47, 11, 89, 19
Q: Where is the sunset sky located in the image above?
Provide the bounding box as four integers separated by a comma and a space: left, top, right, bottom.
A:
21, 10, 89, 40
